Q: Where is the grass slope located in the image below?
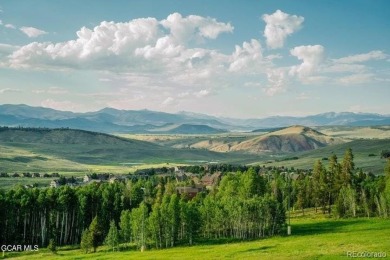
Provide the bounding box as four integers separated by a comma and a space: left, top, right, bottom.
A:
316, 125, 390, 140
7, 211, 390, 259
0, 128, 256, 172
260, 138, 390, 174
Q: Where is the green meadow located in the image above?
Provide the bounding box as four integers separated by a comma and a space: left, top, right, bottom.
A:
5, 210, 390, 260
257, 139, 390, 174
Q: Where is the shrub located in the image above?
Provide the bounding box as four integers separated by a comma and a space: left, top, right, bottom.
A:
47, 238, 57, 253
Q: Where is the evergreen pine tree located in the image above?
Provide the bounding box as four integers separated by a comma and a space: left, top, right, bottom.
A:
104, 220, 119, 252
80, 228, 93, 253
89, 216, 101, 253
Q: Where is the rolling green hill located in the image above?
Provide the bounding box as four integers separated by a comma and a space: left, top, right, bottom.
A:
0, 127, 256, 173
0, 127, 388, 175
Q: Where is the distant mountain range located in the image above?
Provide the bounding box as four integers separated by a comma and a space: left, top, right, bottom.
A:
0, 104, 389, 133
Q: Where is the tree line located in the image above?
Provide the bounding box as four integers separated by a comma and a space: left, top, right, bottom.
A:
291, 148, 390, 218
0, 169, 284, 251
0, 148, 389, 253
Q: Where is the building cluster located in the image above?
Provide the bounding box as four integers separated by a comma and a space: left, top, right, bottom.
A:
48, 166, 223, 199
50, 173, 127, 188
174, 167, 222, 198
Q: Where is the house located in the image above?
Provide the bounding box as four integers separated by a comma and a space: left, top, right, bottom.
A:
174, 166, 184, 174
191, 176, 201, 185
201, 172, 221, 189
50, 180, 60, 188
290, 173, 300, 181
83, 174, 92, 183
281, 172, 300, 181
176, 186, 204, 199
175, 172, 188, 182
109, 177, 118, 183
109, 176, 126, 184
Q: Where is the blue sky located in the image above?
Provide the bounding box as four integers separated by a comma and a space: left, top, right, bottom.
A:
0, 0, 389, 118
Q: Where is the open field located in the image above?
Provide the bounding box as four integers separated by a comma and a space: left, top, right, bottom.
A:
0, 141, 258, 169
0, 128, 260, 175
316, 125, 390, 140
116, 133, 257, 149
6, 210, 390, 259
0, 177, 57, 190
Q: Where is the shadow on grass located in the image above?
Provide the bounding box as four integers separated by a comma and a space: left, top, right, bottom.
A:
193, 237, 249, 246
240, 245, 276, 253
291, 219, 367, 236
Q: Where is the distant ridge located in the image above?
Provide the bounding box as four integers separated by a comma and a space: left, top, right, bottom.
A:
0, 104, 389, 133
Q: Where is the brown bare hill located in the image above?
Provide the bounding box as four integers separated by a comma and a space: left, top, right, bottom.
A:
230, 125, 345, 153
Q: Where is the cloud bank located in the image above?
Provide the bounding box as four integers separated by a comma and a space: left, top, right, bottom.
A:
1, 10, 388, 110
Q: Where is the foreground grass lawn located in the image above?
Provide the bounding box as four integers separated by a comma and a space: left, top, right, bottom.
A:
6, 212, 390, 260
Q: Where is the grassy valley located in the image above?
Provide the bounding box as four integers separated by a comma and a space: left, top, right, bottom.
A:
118, 126, 390, 174
1, 126, 388, 177
0, 127, 259, 173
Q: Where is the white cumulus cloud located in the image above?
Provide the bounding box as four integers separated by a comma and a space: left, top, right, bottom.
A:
135, 35, 184, 60
8, 13, 234, 74
20, 26, 47, 37
229, 39, 263, 72
262, 10, 304, 49
289, 45, 325, 78
160, 12, 233, 43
